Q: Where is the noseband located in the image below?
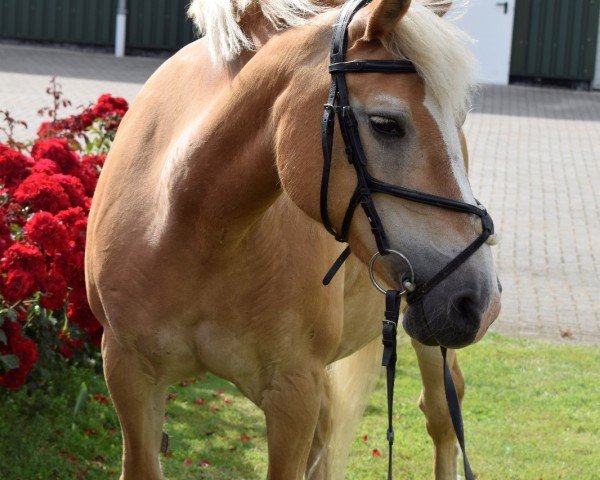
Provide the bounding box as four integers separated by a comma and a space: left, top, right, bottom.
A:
320, 1, 496, 479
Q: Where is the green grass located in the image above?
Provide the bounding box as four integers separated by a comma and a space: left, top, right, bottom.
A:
1, 334, 598, 479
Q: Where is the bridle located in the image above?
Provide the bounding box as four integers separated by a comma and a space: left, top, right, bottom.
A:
319, 1, 496, 479
321, 0, 494, 298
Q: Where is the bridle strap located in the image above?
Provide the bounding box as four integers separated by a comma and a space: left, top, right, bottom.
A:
381, 290, 401, 479
442, 346, 475, 480
329, 59, 417, 74
322, 245, 352, 286
407, 226, 491, 304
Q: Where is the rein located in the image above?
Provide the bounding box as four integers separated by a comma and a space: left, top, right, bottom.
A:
319, 1, 496, 478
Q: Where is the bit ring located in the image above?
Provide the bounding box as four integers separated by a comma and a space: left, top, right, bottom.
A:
368, 249, 416, 295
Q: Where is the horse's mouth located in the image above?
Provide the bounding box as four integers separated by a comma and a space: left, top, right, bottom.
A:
402, 303, 440, 347
402, 301, 482, 349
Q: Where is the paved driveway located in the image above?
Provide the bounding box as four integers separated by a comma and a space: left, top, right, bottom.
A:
466, 85, 600, 345
1, 43, 599, 345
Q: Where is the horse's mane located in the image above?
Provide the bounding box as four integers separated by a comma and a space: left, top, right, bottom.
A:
188, 0, 475, 121
188, 0, 324, 61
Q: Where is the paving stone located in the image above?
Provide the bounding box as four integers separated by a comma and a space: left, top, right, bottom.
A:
1, 44, 598, 345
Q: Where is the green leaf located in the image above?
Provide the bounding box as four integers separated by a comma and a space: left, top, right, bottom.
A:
0, 354, 20, 370
73, 381, 89, 418
0, 328, 6, 345
0, 309, 17, 323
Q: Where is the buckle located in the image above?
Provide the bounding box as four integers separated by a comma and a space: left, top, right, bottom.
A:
324, 103, 340, 114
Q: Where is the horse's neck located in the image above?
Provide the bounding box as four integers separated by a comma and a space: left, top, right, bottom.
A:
168, 56, 286, 246
161, 9, 334, 251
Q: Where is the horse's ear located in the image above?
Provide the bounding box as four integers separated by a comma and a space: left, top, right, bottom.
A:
364, 0, 411, 41
433, 1, 452, 17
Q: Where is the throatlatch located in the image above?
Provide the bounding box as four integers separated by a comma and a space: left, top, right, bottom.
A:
319, 1, 495, 479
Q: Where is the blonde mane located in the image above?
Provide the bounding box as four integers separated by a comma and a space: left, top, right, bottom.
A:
188, 0, 475, 120
187, 0, 324, 61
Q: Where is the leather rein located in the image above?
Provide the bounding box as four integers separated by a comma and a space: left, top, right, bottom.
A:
319, 1, 496, 478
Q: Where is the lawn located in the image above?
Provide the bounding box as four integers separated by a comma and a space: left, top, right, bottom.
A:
1, 334, 598, 479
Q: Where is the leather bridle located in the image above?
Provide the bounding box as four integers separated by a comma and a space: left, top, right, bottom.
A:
321, 0, 494, 300
319, 1, 496, 479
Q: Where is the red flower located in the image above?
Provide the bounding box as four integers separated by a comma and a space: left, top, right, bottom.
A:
51, 174, 89, 210
14, 173, 71, 213
0, 320, 39, 390
37, 122, 59, 139
82, 154, 106, 171
0, 222, 12, 257
2, 243, 46, 283
79, 110, 96, 129
67, 285, 101, 344
56, 207, 87, 249
40, 268, 68, 310
31, 138, 79, 174
92, 393, 109, 405
92, 94, 128, 119
31, 159, 60, 176
1, 202, 26, 227
52, 246, 83, 285
25, 212, 68, 255
371, 448, 382, 458
78, 155, 105, 195
1, 269, 36, 303
0, 146, 33, 190
57, 331, 83, 358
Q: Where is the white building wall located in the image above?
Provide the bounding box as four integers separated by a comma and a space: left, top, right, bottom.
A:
452, 0, 516, 85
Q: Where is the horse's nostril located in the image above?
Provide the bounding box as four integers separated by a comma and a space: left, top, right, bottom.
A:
454, 295, 480, 328
496, 275, 503, 294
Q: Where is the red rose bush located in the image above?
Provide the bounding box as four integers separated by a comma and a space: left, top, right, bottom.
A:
0, 89, 127, 391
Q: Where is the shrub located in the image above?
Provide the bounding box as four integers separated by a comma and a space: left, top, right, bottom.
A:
0, 79, 127, 391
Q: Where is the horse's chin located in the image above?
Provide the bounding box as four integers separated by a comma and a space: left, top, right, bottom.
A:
402, 304, 440, 347
402, 302, 480, 349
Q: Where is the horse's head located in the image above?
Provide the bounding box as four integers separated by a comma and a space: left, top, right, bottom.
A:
273, 0, 500, 348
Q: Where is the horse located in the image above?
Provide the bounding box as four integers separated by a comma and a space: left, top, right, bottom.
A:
85, 1, 501, 479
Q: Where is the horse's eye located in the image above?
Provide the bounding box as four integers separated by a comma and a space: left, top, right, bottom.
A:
369, 116, 405, 138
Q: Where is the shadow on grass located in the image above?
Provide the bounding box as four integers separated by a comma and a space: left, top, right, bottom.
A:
162, 374, 267, 480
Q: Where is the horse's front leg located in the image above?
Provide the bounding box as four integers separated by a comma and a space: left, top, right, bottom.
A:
102, 329, 168, 480
412, 340, 464, 480
261, 363, 326, 480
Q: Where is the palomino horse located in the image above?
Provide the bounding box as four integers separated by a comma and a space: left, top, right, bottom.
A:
85, 0, 501, 478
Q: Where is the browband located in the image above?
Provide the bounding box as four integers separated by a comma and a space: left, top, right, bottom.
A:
329, 60, 417, 74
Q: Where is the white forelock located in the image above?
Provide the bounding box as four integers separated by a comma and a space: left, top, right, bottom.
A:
388, 0, 476, 122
